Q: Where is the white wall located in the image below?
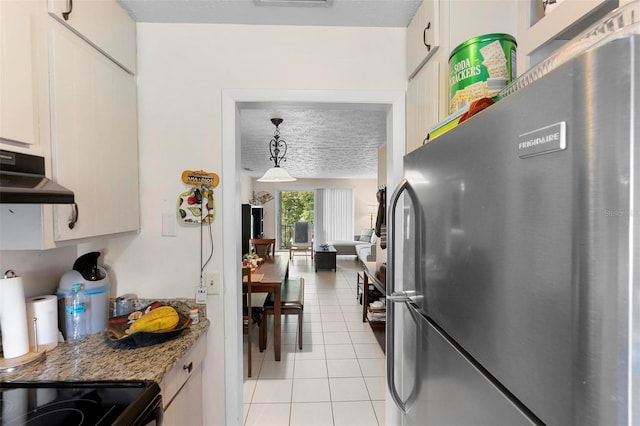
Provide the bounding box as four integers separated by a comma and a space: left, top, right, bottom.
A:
80, 23, 406, 425
240, 173, 253, 204
0, 247, 77, 297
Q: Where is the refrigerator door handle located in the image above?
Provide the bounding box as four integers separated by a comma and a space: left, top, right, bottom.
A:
387, 177, 421, 414
387, 177, 410, 298
387, 291, 412, 302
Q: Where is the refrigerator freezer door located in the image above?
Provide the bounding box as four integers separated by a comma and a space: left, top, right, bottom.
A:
400, 34, 639, 425
392, 301, 537, 426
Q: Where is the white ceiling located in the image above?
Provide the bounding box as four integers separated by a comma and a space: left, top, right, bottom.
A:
118, 0, 420, 27
118, 0, 416, 179
240, 103, 388, 179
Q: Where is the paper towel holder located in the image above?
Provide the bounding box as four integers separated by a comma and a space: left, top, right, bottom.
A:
0, 270, 54, 373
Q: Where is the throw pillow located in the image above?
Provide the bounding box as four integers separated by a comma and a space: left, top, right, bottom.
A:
359, 228, 374, 242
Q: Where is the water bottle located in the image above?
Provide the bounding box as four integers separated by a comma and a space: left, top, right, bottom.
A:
65, 283, 88, 340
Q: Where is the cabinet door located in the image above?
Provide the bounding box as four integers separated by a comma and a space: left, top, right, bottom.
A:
517, 0, 617, 70
407, 0, 440, 79
163, 365, 204, 426
48, 0, 136, 73
406, 60, 440, 153
161, 335, 206, 425
49, 27, 139, 241
0, 1, 37, 146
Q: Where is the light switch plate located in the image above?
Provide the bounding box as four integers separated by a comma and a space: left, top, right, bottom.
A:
196, 287, 207, 304
161, 213, 176, 237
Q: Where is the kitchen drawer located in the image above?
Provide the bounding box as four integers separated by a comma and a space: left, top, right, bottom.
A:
160, 333, 207, 409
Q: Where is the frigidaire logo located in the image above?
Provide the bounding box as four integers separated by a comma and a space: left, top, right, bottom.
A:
518, 122, 566, 158
518, 132, 561, 149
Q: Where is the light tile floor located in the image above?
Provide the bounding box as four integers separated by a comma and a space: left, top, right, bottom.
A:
243, 256, 386, 426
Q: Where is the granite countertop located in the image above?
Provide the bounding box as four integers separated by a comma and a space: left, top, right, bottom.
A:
1, 299, 209, 384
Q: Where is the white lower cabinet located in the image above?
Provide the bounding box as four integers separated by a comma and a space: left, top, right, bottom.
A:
161, 334, 207, 425
48, 24, 139, 241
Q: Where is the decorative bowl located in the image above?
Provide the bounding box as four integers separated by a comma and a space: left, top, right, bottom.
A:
104, 302, 192, 349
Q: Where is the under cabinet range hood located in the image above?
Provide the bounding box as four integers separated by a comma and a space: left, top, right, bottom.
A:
0, 149, 74, 204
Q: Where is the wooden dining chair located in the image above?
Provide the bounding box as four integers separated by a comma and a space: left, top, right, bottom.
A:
251, 238, 276, 259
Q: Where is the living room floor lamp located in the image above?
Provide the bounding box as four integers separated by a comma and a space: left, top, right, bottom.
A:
257, 118, 297, 182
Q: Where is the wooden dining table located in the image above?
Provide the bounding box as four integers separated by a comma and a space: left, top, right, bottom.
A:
243, 254, 289, 361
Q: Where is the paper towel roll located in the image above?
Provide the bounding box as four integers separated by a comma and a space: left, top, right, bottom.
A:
0, 275, 29, 359
26, 295, 59, 348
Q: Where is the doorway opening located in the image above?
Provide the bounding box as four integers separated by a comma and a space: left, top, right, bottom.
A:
221, 88, 404, 424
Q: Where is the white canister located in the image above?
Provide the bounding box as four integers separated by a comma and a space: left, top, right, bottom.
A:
57, 269, 110, 336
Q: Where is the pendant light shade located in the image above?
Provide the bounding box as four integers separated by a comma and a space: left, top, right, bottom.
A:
258, 118, 296, 182
257, 166, 295, 182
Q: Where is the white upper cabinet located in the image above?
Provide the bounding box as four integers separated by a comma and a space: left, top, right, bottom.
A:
0, 0, 139, 250
48, 25, 139, 242
0, 1, 38, 146
446, 1, 518, 57
407, 0, 440, 79
517, 0, 619, 71
48, 0, 136, 73
405, 0, 517, 143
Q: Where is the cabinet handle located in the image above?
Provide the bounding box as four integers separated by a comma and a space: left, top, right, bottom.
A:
62, 0, 73, 20
183, 362, 193, 373
423, 22, 431, 51
68, 203, 78, 229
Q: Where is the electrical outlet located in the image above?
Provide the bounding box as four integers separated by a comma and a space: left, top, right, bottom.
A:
204, 271, 220, 295
196, 287, 207, 304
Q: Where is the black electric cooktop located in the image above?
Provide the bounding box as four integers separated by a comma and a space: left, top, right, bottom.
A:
0, 381, 161, 426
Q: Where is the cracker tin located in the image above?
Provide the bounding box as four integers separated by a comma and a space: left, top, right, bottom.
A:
448, 33, 517, 114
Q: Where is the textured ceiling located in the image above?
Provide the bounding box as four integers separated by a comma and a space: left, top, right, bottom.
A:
118, 0, 420, 27
240, 104, 388, 179
117, 0, 409, 180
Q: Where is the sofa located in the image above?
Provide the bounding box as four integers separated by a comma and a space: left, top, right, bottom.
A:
328, 229, 376, 262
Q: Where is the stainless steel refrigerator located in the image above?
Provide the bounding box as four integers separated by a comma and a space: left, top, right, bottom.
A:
387, 21, 639, 426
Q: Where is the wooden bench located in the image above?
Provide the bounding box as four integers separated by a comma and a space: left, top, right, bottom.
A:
259, 277, 304, 350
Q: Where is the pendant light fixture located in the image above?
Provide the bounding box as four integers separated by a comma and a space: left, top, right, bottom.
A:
257, 118, 296, 182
